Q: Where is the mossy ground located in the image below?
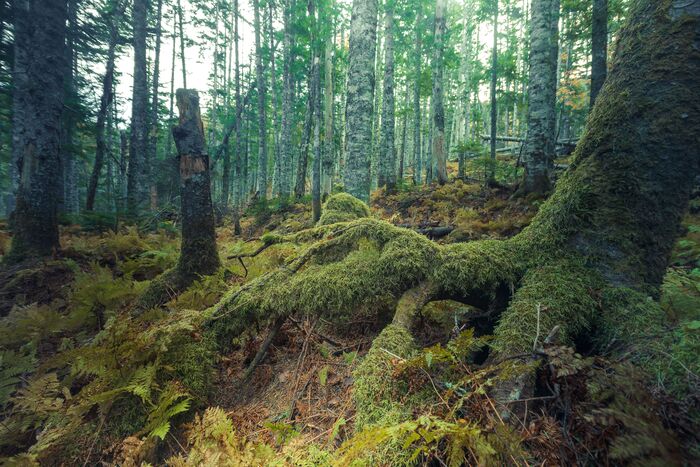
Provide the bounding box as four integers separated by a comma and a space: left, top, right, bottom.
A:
0, 177, 699, 465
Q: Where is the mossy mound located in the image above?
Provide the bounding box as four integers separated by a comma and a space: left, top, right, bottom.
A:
317, 193, 371, 226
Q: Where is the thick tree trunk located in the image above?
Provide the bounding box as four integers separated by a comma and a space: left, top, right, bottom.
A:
343, 0, 377, 202
378, 4, 396, 190
518, 0, 560, 195
173, 90, 220, 281
126, 0, 149, 216
432, 0, 448, 185
86, 5, 121, 211
254, 0, 268, 199
137, 89, 221, 311
590, 0, 608, 108
295, 89, 313, 199
7, 0, 67, 261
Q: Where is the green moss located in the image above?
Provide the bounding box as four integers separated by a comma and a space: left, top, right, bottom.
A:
317, 193, 371, 226
163, 332, 216, 403
492, 258, 602, 355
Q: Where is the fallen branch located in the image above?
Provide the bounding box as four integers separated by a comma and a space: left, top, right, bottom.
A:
241, 314, 287, 383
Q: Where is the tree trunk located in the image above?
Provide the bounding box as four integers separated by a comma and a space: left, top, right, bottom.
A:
295, 86, 313, 199
413, 7, 422, 185
59, 0, 79, 216
177, 0, 187, 89
137, 89, 221, 311
488, 0, 498, 185
343, 0, 377, 202
517, 0, 560, 195
126, 0, 149, 216
398, 84, 409, 182
322, 11, 335, 197
148, 0, 163, 210
432, 0, 448, 185
7, 0, 67, 261
166, 4, 177, 159
86, 2, 122, 211
310, 2, 322, 222
590, 0, 608, 108
280, 0, 294, 200
232, 0, 243, 234
254, 0, 268, 199
378, 4, 396, 190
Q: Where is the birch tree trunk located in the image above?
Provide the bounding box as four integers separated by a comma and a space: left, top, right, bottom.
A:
518, 0, 560, 195
488, 0, 498, 185
343, 0, 377, 202
413, 7, 422, 185
280, 0, 294, 200
322, 13, 335, 196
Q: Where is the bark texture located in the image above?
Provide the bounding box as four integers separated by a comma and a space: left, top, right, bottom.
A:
7, 0, 67, 261
519, 0, 560, 195
173, 89, 221, 282
590, 0, 608, 108
432, 0, 448, 185
254, 0, 268, 199
378, 4, 396, 190
343, 0, 377, 202
126, 0, 149, 216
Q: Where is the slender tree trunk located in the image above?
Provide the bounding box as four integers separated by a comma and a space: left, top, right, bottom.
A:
378, 3, 396, 190
86, 3, 121, 211
280, 0, 294, 200
398, 83, 409, 182
126, 0, 149, 216
309, 1, 322, 221
518, 0, 560, 195
344, 0, 378, 202
7, 0, 67, 261
177, 0, 187, 89
432, 0, 448, 185
254, 0, 268, 199
322, 10, 335, 196
166, 5, 177, 159
59, 0, 79, 215
232, 0, 243, 234
295, 85, 313, 198
590, 0, 608, 108
149, 0, 163, 210
119, 129, 128, 213
413, 8, 422, 185
488, 0, 498, 185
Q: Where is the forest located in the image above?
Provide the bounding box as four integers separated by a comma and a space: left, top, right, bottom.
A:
0, 0, 699, 464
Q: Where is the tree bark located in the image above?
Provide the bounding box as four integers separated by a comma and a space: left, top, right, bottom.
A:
488, 0, 498, 185
7, 0, 67, 261
148, 0, 163, 210
280, 0, 294, 200
177, 0, 187, 89
322, 10, 335, 197
413, 7, 422, 185
126, 0, 149, 216
378, 3, 396, 190
343, 0, 377, 202
59, 0, 79, 216
432, 0, 448, 185
254, 0, 268, 199
173, 90, 220, 281
518, 0, 560, 195
590, 0, 608, 108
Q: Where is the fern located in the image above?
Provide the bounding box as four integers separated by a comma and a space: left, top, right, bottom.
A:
141, 382, 191, 440
0, 348, 37, 408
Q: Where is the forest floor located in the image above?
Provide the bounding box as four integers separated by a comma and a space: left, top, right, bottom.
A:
1, 173, 699, 465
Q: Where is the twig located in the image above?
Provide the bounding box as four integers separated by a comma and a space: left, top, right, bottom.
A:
533, 303, 541, 351
82, 415, 105, 467
241, 315, 287, 382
